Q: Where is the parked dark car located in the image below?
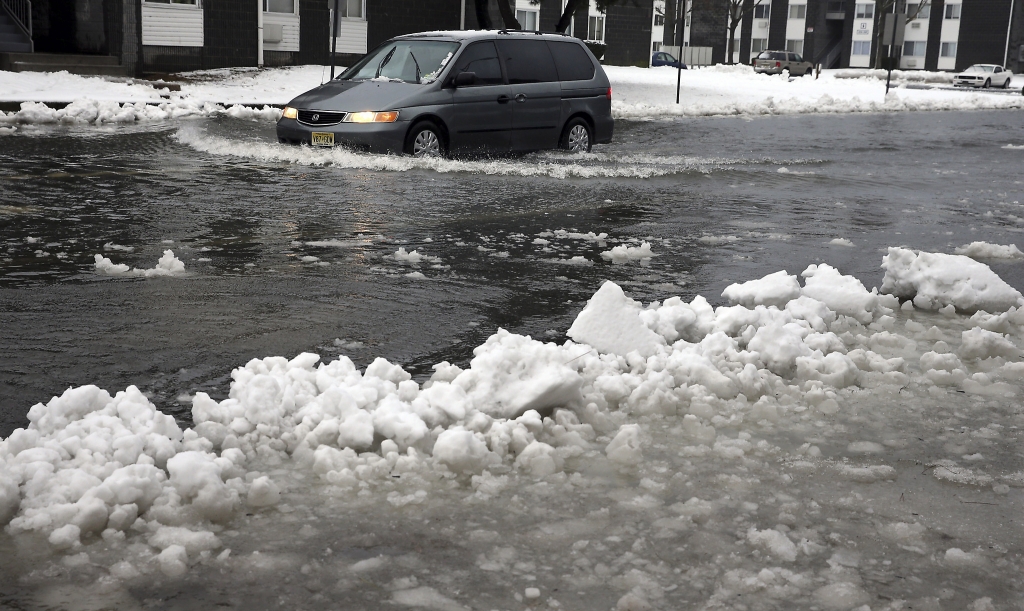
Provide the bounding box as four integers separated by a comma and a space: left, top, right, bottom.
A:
277, 31, 613, 157
651, 51, 686, 69
753, 50, 813, 76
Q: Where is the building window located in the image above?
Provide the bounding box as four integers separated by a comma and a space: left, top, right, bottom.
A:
654, 13, 665, 26
940, 41, 957, 56
588, 15, 605, 41
751, 38, 768, 53
826, 1, 845, 12
905, 2, 930, 19
855, 3, 873, 18
516, 9, 538, 30
340, 0, 362, 18
852, 40, 870, 55
653, 41, 661, 52
788, 4, 805, 19
903, 40, 926, 56
786, 39, 803, 54
264, 0, 293, 12
944, 3, 960, 19
753, 3, 770, 18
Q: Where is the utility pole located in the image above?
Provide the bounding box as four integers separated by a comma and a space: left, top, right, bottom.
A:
676, 0, 685, 103
330, 0, 341, 79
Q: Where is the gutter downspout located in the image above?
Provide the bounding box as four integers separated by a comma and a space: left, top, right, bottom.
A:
1006, 0, 1016, 68
258, 0, 264, 68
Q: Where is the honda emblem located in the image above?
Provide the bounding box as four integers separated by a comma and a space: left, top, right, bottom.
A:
312, 113, 320, 122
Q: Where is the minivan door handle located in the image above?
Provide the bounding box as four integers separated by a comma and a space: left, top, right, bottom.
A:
496, 95, 510, 104
514, 93, 528, 103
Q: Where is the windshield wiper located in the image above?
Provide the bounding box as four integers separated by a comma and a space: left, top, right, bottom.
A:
375, 47, 397, 79
409, 51, 421, 84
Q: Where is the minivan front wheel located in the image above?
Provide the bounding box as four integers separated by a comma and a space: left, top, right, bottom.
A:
405, 121, 446, 158
560, 118, 592, 154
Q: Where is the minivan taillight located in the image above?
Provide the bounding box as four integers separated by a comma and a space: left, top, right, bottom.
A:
606, 87, 612, 100
775, 61, 781, 68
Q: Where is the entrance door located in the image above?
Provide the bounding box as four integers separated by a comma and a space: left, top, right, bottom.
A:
448, 41, 512, 153
496, 39, 563, 151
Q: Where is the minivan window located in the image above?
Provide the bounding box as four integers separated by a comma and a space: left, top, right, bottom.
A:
341, 40, 460, 83
496, 39, 559, 84
547, 41, 595, 81
452, 41, 504, 85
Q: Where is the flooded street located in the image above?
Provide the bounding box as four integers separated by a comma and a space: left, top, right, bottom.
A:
1, 110, 1023, 611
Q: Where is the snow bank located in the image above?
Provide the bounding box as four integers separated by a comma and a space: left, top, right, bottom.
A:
955, 241, 1024, 260
3, 246, 1024, 594
0, 100, 280, 127
881, 247, 1024, 312
94, 250, 186, 278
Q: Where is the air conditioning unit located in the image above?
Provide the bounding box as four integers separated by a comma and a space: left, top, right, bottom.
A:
911, 22, 921, 29
264, 23, 283, 44
906, 59, 917, 67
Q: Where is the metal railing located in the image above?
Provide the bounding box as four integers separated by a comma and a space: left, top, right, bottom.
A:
817, 39, 843, 70
1, 0, 33, 52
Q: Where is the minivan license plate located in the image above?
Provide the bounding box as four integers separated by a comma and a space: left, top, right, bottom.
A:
311, 132, 334, 147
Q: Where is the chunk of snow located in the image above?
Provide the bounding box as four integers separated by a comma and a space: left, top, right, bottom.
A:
721, 270, 801, 308
94, 250, 186, 278
567, 281, 665, 358
955, 241, 1024, 260
600, 241, 655, 264
880, 247, 1023, 312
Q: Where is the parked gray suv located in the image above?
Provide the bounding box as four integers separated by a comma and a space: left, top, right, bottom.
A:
277, 30, 614, 157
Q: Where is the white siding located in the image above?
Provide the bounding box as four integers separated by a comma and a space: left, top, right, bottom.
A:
264, 12, 299, 53
900, 13, 930, 69
849, 18, 873, 67
332, 18, 367, 55
142, 3, 204, 47
937, 14, 960, 70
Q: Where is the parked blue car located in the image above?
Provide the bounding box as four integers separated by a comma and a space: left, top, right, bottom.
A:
651, 52, 686, 69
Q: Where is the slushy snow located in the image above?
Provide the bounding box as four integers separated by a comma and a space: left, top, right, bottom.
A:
94, 250, 186, 277
3, 246, 1024, 607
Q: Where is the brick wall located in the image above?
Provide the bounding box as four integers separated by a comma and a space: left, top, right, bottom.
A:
203, 0, 258, 68
368, 0, 461, 49
143, 45, 203, 73
75, 0, 108, 52
1010, 0, 1024, 72
767, 0, 787, 50
957, 0, 1012, 71
690, 0, 727, 64
924, 0, 944, 71
603, 0, 653, 67
299, 0, 329, 64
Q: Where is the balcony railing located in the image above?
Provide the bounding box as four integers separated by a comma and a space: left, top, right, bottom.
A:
1, 0, 33, 51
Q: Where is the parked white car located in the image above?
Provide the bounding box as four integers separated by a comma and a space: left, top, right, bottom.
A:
954, 64, 1013, 89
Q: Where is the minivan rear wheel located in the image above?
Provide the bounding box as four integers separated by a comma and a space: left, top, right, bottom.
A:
405, 121, 446, 158
560, 118, 592, 154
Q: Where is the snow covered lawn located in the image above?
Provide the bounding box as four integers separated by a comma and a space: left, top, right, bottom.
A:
1, 63, 1022, 128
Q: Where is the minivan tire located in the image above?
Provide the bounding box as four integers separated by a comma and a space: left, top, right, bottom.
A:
560, 118, 592, 153
405, 121, 446, 158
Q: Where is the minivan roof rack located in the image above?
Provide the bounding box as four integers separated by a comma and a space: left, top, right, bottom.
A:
496, 29, 572, 36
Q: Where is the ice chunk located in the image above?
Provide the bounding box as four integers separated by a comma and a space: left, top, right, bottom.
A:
880, 247, 1023, 312
801, 264, 881, 323
954, 241, 1024, 260
747, 322, 811, 375
959, 327, 1020, 360
93, 250, 186, 278
600, 241, 655, 264
158, 545, 189, 578
811, 582, 870, 610
605, 424, 642, 466
567, 281, 665, 358
432, 429, 495, 474
246, 476, 281, 507
391, 586, 469, 611
746, 527, 797, 561
148, 526, 221, 554
721, 271, 801, 308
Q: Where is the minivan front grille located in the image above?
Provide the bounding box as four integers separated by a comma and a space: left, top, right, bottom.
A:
297, 110, 346, 126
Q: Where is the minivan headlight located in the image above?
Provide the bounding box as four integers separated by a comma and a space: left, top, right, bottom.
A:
282, 106, 298, 119
344, 111, 399, 123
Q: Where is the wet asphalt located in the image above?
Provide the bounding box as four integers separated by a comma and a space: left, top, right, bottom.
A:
2, 109, 1023, 437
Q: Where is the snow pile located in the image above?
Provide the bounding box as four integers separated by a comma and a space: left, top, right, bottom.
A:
954, 241, 1024, 260
94, 250, 187, 277
4, 247, 1024, 598
0, 100, 280, 127
880, 247, 1024, 312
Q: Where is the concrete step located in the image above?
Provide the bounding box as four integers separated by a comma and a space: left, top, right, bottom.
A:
2, 52, 121, 66
0, 41, 31, 53
9, 61, 126, 76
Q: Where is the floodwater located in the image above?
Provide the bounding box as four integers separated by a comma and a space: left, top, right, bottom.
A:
3, 111, 1022, 436
1, 110, 1023, 610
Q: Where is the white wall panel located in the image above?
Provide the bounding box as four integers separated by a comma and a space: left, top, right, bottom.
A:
142, 3, 204, 47
332, 18, 367, 55
264, 12, 300, 52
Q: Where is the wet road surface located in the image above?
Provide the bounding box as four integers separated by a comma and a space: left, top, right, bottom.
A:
2, 109, 1023, 436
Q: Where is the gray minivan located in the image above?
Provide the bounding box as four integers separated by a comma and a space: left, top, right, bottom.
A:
276, 30, 613, 157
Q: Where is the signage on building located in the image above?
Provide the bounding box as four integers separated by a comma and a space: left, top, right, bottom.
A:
856, 22, 869, 35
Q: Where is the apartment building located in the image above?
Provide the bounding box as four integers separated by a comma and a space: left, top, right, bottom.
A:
723, 0, 1023, 73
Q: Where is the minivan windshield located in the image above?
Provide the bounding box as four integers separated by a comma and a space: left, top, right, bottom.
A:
340, 40, 460, 83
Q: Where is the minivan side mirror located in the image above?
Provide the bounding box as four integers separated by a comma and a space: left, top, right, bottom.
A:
453, 71, 477, 87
